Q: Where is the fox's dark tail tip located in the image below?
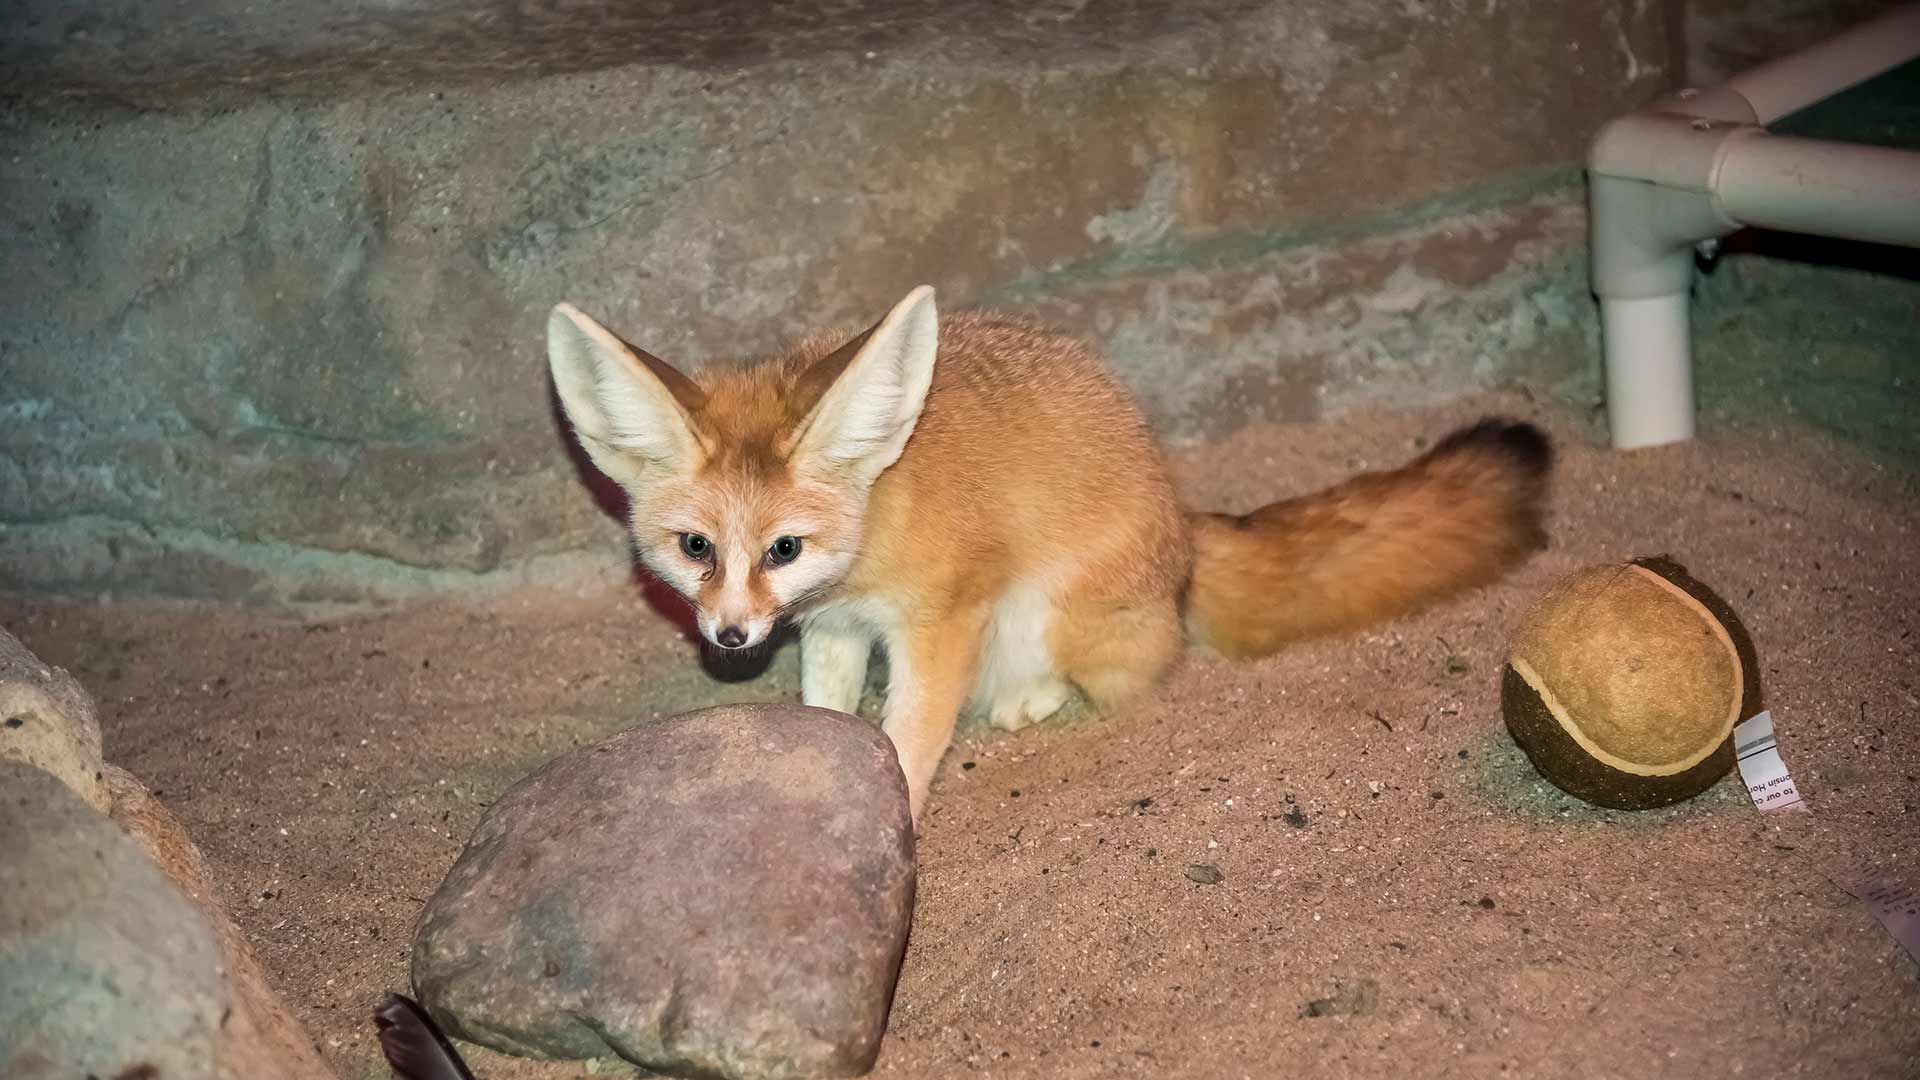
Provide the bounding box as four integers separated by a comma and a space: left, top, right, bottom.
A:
1429, 416, 1553, 478
1182, 414, 1555, 659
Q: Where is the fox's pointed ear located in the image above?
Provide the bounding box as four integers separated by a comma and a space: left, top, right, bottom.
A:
547, 303, 708, 484
787, 286, 939, 482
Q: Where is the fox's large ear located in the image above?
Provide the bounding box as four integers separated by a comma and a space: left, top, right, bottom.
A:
786, 286, 938, 482
547, 303, 708, 484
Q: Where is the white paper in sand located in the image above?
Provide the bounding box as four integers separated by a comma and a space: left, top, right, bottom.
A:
1732, 710, 1804, 813
1733, 709, 1918, 964
1831, 872, 1920, 964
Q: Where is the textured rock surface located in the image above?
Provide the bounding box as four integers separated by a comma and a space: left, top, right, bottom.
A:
0, 624, 106, 811
1682, 0, 1905, 85
0, 0, 1666, 607
412, 703, 916, 1078
0, 761, 229, 1078
7, 1, 1278, 108
0, 623, 334, 1078
105, 764, 339, 1080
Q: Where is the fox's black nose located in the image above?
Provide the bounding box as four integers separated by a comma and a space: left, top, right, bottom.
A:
716, 626, 747, 649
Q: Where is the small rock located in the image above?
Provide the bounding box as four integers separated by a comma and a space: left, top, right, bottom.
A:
412, 704, 916, 1080
1282, 806, 1310, 829
1302, 977, 1380, 1018
1184, 863, 1224, 885
0, 627, 107, 812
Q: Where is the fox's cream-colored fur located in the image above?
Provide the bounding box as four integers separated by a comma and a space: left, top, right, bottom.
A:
548, 287, 1551, 822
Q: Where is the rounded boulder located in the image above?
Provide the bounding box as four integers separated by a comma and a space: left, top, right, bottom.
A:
411, 703, 916, 1080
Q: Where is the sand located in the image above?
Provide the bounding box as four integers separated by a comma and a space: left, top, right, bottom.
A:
4, 391, 1916, 1079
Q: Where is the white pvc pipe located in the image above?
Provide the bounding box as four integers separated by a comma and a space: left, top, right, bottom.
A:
1602, 295, 1696, 450
1725, 3, 1920, 125
1586, 3, 1920, 449
1714, 133, 1920, 247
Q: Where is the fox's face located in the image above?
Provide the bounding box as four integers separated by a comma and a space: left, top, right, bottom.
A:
622, 451, 867, 650
546, 287, 940, 652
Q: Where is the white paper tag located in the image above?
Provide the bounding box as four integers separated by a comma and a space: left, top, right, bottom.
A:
1733, 710, 1805, 813
1731, 710, 1915, 964
1833, 870, 1920, 964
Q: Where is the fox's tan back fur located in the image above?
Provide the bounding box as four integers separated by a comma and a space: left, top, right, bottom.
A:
827, 311, 1189, 620
547, 287, 1551, 823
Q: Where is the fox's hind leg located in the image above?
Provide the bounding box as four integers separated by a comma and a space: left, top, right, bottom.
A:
1051, 592, 1182, 713
989, 680, 1075, 732
976, 582, 1076, 732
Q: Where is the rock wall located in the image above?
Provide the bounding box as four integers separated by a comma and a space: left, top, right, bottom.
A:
1680, 0, 1907, 85
1, 1, 1669, 607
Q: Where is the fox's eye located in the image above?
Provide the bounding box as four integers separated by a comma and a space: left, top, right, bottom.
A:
766, 536, 803, 566
679, 533, 713, 561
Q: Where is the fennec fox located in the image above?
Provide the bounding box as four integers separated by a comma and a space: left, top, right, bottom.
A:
547, 286, 1550, 822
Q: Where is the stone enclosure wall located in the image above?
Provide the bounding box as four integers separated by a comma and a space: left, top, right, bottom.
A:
0, 0, 1901, 608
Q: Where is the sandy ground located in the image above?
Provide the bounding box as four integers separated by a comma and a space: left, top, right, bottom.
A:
4, 391, 1917, 1080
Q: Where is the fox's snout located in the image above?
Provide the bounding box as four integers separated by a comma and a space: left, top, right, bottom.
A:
694, 605, 777, 652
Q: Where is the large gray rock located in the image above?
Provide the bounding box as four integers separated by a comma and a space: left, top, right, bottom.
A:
104, 765, 339, 1080
0, 626, 107, 812
0, 626, 335, 1078
412, 703, 916, 1079
0, 761, 228, 1078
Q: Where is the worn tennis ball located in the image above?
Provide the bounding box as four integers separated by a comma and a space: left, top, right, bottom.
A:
1502, 557, 1756, 810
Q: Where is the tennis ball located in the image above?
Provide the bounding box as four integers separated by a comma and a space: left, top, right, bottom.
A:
1502, 557, 1755, 810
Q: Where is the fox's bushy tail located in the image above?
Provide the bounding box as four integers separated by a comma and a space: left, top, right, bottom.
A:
1183, 418, 1552, 659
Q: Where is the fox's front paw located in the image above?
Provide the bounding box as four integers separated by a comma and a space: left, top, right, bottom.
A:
892, 750, 936, 828
902, 766, 932, 827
